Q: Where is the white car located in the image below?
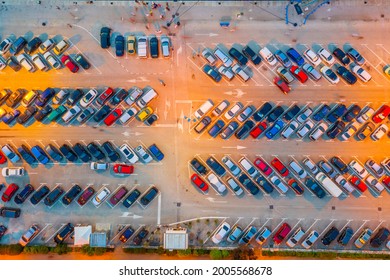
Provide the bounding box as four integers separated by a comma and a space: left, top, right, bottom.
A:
0, 38, 13, 54
303, 49, 321, 66
366, 176, 385, 193
296, 107, 313, 124
382, 158, 390, 174
43, 51, 61, 69
92, 187, 111, 206
320, 65, 340, 84
0, 56, 6, 70
303, 158, 319, 175
318, 48, 335, 65
1, 167, 25, 177
352, 65, 371, 82
281, 120, 299, 139
286, 227, 306, 248
239, 157, 259, 178
119, 107, 138, 124
289, 160, 307, 179
17, 53, 36, 72
80, 89, 98, 108
370, 124, 388, 141
218, 65, 234, 80
61, 105, 81, 123
39, 39, 55, 53
302, 230, 319, 249
255, 227, 272, 245
224, 102, 243, 120
31, 53, 49, 71
340, 121, 358, 141
297, 120, 314, 138
334, 175, 355, 193
135, 145, 153, 163
226, 177, 244, 196
356, 107, 374, 123
125, 86, 143, 106
365, 159, 385, 178
309, 122, 328, 141
160, 36, 171, 57
270, 175, 288, 193
119, 144, 139, 164
222, 156, 241, 176
90, 162, 109, 170
207, 173, 227, 194
202, 48, 217, 66
211, 222, 230, 244
349, 160, 368, 179
212, 100, 230, 117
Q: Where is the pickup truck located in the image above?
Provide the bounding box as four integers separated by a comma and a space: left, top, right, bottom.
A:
137, 36, 147, 58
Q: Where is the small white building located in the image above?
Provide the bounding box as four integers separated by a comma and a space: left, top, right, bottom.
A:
163, 228, 188, 250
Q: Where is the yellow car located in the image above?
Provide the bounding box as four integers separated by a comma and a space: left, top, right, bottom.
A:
384, 65, 390, 77
127, 36, 136, 55
136, 106, 153, 122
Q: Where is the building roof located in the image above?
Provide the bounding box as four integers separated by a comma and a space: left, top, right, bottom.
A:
74, 226, 92, 246
163, 228, 188, 250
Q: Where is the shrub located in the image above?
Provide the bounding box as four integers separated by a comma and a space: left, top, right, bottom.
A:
210, 250, 223, 260
24, 245, 50, 254
0, 244, 23, 255
53, 244, 69, 255
178, 249, 192, 257
221, 250, 230, 259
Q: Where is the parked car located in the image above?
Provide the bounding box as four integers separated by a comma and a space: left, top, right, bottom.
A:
227, 225, 243, 243
54, 223, 74, 244
211, 222, 231, 244
109, 186, 128, 205
119, 226, 135, 243
303, 48, 321, 66
119, 144, 139, 164
100, 27, 111, 48
242, 45, 261, 65
62, 184, 82, 205
77, 186, 95, 206
349, 160, 368, 180
238, 226, 257, 245
133, 228, 149, 245
318, 48, 335, 65
286, 48, 304, 66
229, 47, 248, 65
312, 104, 331, 121
75, 54, 90, 70
372, 105, 390, 123
44, 186, 64, 206
273, 223, 291, 244
354, 228, 372, 248
336, 65, 357, 84
1, 183, 19, 202
255, 227, 272, 245
274, 50, 292, 67
14, 184, 34, 204
191, 174, 208, 192
337, 227, 353, 246
302, 230, 320, 249
19, 224, 40, 246
320, 65, 339, 84
273, 76, 291, 94
347, 47, 365, 65
286, 227, 306, 248
370, 227, 390, 248
203, 64, 222, 82
92, 187, 110, 206
135, 145, 153, 163
61, 55, 79, 73
321, 227, 339, 246
139, 186, 159, 207
332, 48, 350, 65
122, 189, 141, 208
115, 35, 125, 57
30, 185, 50, 205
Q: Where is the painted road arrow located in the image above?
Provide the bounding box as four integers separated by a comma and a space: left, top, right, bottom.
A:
222, 145, 246, 150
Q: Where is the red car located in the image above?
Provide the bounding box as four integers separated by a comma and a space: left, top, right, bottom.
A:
0, 150, 7, 164
289, 65, 308, 83
113, 164, 134, 174
97, 87, 114, 106
77, 186, 95, 206
382, 176, 390, 190
273, 76, 290, 94
1, 183, 19, 202
349, 176, 367, 192
61, 55, 79, 73
191, 174, 208, 192
273, 223, 291, 244
250, 121, 267, 138
372, 105, 390, 123
253, 158, 273, 176
104, 108, 123, 126
271, 157, 289, 177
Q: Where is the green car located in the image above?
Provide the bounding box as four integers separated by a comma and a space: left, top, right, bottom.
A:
47, 105, 67, 122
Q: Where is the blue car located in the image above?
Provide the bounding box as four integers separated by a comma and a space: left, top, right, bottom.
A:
31, 145, 50, 164
45, 144, 64, 162
148, 144, 164, 161
208, 120, 225, 138
326, 104, 347, 123
2, 110, 20, 124
35, 88, 55, 107
287, 48, 304, 66
305, 178, 326, 199
312, 104, 331, 121
265, 119, 285, 139
2, 144, 20, 163
18, 145, 37, 165
203, 64, 222, 82
274, 50, 292, 68
206, 156, 226, 176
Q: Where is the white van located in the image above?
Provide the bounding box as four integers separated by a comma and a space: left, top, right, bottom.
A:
259, 47, 277, 66
136, 87, 157, 108
315, 172, 343, 197
214, 48, 233, 67
194, 99, 214, 119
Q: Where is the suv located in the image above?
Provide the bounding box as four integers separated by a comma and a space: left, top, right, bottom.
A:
123, 189, 141, 208
140, 186, 159, 207
321, 226, 339, 246
242, 45, 261, 65
101, 141, 120, 162
62, 184, 82, 205
337, 227, 353, 246
44, 186, 64, 206
14, 184, 34, 204
87, 142, 105, 160
30, 185, 50, 205
67, 89, 84, 106
206, 156, 226, 176
60, 144, 78, 162
370, 227, 390, 248
54, 223, 74, 244
109, 186, 128, 206
100, 27, 111, 48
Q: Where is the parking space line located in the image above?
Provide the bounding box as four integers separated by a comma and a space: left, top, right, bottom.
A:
350, 220, 369, 239
289, 218, 304, 234
304, 219, 321, 233
203, 217, 228, 244
253, 66, 273, 86
317, 219, 337, 238
109, 224, 131, 244
371, 220, 385, 234
269, 218, 287, 236
45, 223, 66, 243
338, 220, 353, 233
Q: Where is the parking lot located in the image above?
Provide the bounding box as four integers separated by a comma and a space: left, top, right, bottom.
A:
1, 1, 390, 252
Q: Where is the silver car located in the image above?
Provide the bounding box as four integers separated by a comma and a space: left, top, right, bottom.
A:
125, 86, 143, 106
202, 48, 217, 65
281, 120, 299, 139
302, 63, 321, 81
222, 156, 241, 176
277, 67, 294, 83
135, 145, 153, 163
119, 144, 139, 164
218, 65, 234, 80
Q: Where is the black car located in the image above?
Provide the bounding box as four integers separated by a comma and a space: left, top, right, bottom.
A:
144, 114, 158, 126
110, 88, 128, 106
332, 48, 350, 65
326, 104, 347, 123
190, 158, 207, 175
93, 105, 111, 122
267, 106, 284, 123
100, 27, 111, 49
330, 156, 349, 174
255, 175, 274, 194
327, 120, 345, 139
321, 226, 340, 246
283, 104, 300, 121
75, 54, 90, 70
30, 185, 50, 205
72, 143, 92, 162
115, 35, 125, 57
17, 145, 37, 165
312, 104, 331, 121
60, 144, 78, 162
242, 45, 261, 65
0, 225, 7, 240
34, 105, 52, 122
369, 227, 390, 248
238, 173, 260, 195
7, 56, 22, 72
24, 37, 42, 54
305, 179, 326, 199
123, 189, 141, 208
342, 105, 361, 122
140, 186, 159, 206
235, 120, 255, 139
337, 227, 353, 246
35, 88, 55, 107
6, 88, 26, 108
149, 36, 159, 58
44, 186, 64, 206
102, 141, 120, 162
228, 47, 248, 65
14, 184, 34, 204
46, 144, 64, 162
87, 142, 105, 160
67, 89, 84, 106
336, 66, 357, 85
252, 102, 273, 122
54, 223, 74, 244
206, 156, 226, 176
62, 184, 82, 205
17, 106, 37, 124
9, 36, 27, 55
133, 228, 149, 245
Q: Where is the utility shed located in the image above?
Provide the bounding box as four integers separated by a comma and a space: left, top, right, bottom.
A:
74, 226, 92, 246
163, 228, 188, 250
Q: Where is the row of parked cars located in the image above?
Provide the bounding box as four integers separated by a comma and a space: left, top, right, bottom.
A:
211, 221, 390, 250
0, 35, 90, 73
193, 99, 390, 141
0, 86, 159, 126
99, 27, 171, 58
190, 154, 390, 197
0, 141, 164, 165
0, 181, 160, 209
